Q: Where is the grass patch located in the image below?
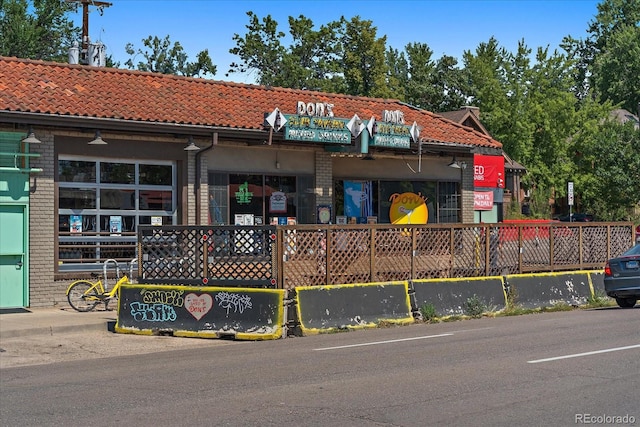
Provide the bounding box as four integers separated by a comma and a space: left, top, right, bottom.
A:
463, 294, 487, 318
419, 303, 438, 323
583, 291, 615, 308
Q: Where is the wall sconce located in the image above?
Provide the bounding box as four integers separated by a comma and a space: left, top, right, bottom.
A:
88, 130, 107, 145
22, 126, 41, 144
184, 136, 200, 151
448, 156, 461, 168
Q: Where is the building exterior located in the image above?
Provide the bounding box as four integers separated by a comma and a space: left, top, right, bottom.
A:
0, 57, 504, 308
439, 106, 527, 219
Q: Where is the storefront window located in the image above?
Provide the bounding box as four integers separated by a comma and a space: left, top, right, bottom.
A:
58, 160, 95, 182
208, 173, 315, 225
57, 158, 175, 271
100, 162, 134, 184
59, 188, 96, 209
335, 180, 458, 224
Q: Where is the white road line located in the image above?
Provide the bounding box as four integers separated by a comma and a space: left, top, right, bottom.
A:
528, 344, 640, 364
314, 333, 453, 351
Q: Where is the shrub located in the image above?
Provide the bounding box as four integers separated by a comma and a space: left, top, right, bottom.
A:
419, 303, 438, 322
463, 294, 487, 318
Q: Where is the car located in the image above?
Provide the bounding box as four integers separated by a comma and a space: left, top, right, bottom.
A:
604, 244, 640, 308
558, 213, 594, 222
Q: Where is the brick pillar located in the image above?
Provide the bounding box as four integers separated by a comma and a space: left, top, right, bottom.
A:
461, 164, 474, 223
199, 154, 209, 225
315, 151, 333, 208
185, 151, 197, 224
28, 130, 57, 307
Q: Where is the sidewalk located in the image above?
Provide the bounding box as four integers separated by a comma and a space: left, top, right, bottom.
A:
0, 307, 116, 339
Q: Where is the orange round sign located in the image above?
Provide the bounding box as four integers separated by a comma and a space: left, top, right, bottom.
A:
389, 192, 428, 224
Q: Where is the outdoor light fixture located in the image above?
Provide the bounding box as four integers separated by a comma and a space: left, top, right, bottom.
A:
448, 156, 461, 168
88, 130, 107, 145
22, 126, 42, 144
184, 136, 200, 151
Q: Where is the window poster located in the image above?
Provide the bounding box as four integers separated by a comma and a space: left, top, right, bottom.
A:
70, 215, 82, 233
151, 216, 162, 226
110, 215, 122, 235
336, 216, 347, 225
317, 205, 332, 224
269, 191, 287, 213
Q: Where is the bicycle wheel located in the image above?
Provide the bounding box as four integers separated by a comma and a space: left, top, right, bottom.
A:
67, 280, 101, 312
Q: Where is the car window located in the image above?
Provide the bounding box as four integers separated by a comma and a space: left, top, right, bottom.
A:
623, 244, 640, 256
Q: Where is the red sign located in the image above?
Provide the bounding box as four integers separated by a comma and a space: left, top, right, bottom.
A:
474, 191, 494, 210
474, 154, 505, 188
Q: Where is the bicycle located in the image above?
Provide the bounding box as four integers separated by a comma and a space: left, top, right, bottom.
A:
66, 273, 130, 312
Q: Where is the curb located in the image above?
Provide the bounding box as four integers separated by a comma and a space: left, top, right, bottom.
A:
1, 321, 113, 339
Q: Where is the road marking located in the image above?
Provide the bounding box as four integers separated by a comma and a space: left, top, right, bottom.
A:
314, 333, 453, 351
528, 344, 640, 364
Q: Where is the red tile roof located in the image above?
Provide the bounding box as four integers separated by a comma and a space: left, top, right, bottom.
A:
0, 56, 501, 149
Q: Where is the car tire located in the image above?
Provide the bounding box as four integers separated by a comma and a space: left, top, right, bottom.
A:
615, 297, 637, 308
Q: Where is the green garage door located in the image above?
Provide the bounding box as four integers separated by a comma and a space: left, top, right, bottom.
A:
0, 204, 27, 308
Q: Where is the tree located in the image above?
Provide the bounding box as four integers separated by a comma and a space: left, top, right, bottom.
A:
563, 0, 640, 111
573, 119, 640, 221
0, 0, 80, 61
592, 23, 640, 113
228, 12, 286, 86
339, 16, 396, 99
125, 35, 216, 78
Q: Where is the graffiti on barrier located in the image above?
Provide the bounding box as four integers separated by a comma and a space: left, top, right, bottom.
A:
129, 302, 177, 322
215, 291, 252, 314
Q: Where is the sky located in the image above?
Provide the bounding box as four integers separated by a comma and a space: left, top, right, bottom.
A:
72, 0, 602, 83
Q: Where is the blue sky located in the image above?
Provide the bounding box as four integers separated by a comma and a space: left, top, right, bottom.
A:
74, 0, 601, 83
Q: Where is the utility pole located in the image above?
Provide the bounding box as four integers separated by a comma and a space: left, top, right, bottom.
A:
66, 0, 112, 63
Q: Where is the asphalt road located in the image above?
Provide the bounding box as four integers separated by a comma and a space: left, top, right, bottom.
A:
1, 308, 639, 427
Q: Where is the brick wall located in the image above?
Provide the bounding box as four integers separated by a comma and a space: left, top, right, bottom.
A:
461, 164, 474, 223
315, 151, 333, 207
28, 130, 59, 307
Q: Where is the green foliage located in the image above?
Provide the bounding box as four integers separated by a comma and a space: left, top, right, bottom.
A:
585, 291, 615, 308
0, 0, 80, 61
463, 295, 487, 318
573, 119, 640, 221
419, 303, 438, 322
125, 35, 216, 78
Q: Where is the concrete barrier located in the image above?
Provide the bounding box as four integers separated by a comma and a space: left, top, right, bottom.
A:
115, 283, 285, 340
294, 281, 414, 335
412, 277, 507, 317
588, 270, 605, 296
504, 271, 593, 309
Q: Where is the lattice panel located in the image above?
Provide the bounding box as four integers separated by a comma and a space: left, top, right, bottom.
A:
520, 226, 551, 271
610, 225, 634, 257
450, 228, 485, 277
414, 228, 452, 278
282, 230, 326, 289
580, 226, 608, 263
374, 228, 412, 281
552, 226, 580, 266
140, 228, 201, 281
139, 226, 277, 287
496, 226, 520, 275
329, 229, 371, 284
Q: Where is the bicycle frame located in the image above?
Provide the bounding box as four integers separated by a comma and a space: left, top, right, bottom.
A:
65, 275, 129, 301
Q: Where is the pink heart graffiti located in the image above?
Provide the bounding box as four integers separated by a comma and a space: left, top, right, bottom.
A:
184, 293, 213, 320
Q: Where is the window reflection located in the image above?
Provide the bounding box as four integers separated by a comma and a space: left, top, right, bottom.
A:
100, 162, 134, 184
58, 160, 95, 182
140, 164, 172, 185
139, 190, 172, 210
59, 188, 96, 209
100, 189, 135, 209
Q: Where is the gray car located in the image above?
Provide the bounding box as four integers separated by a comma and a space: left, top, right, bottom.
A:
604, 244, 640, 308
